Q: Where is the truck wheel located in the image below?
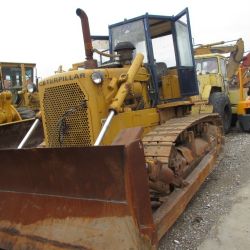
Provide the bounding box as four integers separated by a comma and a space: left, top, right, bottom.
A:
209, 92, 232, 133
16, 107, 36, 120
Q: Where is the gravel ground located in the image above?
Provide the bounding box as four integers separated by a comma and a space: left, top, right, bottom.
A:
158, 128, 250, 250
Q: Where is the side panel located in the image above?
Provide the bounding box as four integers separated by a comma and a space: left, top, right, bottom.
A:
103, 108, 159, 145
178, 67, 198, 96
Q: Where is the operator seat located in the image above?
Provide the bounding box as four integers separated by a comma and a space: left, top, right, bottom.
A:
143, 62, 167, 86
155, 62, 168, 85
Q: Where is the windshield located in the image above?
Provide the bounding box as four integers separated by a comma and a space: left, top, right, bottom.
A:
110, 20, 147, 63
25, 67, 34, 84
2, 66, 22, 90
175, 18, 193, 67
195, 57, 218, 74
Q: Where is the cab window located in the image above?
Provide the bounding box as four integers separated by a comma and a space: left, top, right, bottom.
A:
220, 58, 227, 77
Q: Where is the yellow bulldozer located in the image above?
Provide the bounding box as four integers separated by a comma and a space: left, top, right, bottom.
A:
0, 8, 223, 249
0, 61, 40, 119
0, 62, 42, 148
0, 90, 43, 148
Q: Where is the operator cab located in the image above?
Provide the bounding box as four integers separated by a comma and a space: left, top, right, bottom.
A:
0, 62, 37, 104
93, 8, 198, 104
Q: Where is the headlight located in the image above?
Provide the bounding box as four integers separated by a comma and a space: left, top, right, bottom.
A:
91, 72, 103, 85
27, 83, 37, 93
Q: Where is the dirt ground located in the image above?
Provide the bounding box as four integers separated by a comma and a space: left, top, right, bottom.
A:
158, 128, 250, 250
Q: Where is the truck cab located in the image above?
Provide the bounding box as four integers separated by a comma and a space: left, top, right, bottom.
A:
195, 54, 228, 100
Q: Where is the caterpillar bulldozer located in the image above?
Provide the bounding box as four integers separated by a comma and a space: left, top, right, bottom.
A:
0, 91, 43, 148
0, 62, 42, 148
0, 62, 40, 118
0, 8, 223, 250
194, 38, 244, 133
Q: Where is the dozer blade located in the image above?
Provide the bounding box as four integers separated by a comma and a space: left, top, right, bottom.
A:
0, 127, 221, 250
0, 128, 155, 250
0, 118, 44, 149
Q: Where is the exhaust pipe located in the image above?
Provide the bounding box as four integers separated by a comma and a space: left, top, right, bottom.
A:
76, 8, 97, 69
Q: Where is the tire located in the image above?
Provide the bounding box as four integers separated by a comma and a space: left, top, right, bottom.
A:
209, 92, 232, 134
16, 107, 36, 120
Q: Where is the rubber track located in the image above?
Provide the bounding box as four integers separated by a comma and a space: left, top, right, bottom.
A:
142, 113, 222, 166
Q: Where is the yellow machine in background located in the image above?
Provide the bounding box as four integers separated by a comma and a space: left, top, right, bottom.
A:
0, 89, 43, 149
0, 62, 40, 119
234, 53, 250, 131
0, 63, 42, 148
194, 39, 244, 132
0, 8, 223, 250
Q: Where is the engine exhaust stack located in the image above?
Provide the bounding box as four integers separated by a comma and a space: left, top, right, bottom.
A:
76, 8, 97, 68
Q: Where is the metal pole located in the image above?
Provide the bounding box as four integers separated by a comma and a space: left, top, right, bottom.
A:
18, 119, 40, 149
94, 110, 115, 146
239, 67, 243, 101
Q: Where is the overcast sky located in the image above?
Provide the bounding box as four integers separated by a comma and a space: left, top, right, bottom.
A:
1, 0, 249, 78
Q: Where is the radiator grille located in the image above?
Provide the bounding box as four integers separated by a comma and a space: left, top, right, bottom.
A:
42, 83, 92, 147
